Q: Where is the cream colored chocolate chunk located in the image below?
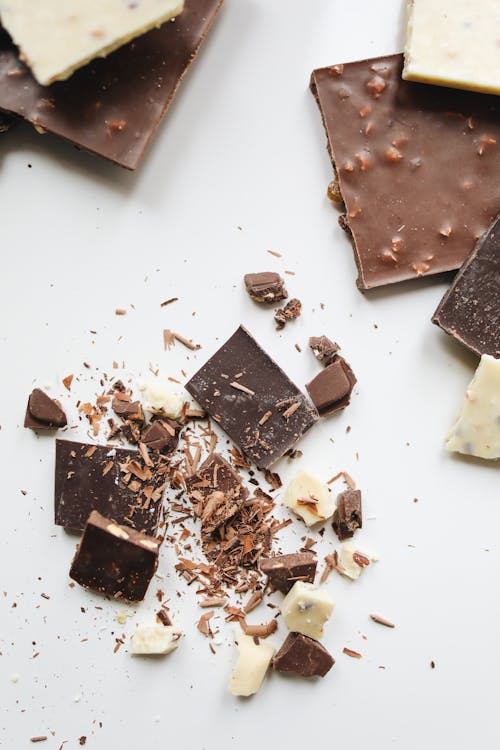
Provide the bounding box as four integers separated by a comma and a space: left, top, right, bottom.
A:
403, 0, 500, 94
446, 355, 500, 460
0, 0, 184, 86
280, 581, 334, 640
130, 625, 182, 655
228, 632, 275, 697
138, 380, 183, 419
337, 543, 377, 581
284, 471, 334, 526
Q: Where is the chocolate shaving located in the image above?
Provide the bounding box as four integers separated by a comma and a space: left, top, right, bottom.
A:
370, 613, 395, 628
240, 618, 278, 638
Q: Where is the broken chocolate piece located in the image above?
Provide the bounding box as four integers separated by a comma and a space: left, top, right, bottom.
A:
306, 357, 356, 416
274, 298, 302, 329
272, 632, 334, 678
244, 272, 288, 304
185, 452, 249, 514
69, 510, 159, 601
433, 214, 500, 357
310, 54, 500, 288
54, 439, 168, 534
185, 326, 318, 469
260, 552, 317, 594
201, 490, 239, 534
0, 0, 223, 169
0, 110, 15, 132
24, 388, 67, 430
112, 395, 144, 421
141, 419, 180, 454
332, 489, 362, 541
309, 335, 340, 367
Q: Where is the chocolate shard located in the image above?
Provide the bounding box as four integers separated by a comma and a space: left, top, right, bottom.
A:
69, 510, 160, 601
272, 632, 334, 678
260, 552, 317, 594
185, 453, 248, 515
112, 395, 144, 421
200, 490, 239, 534
306, 357, 356, 416
274, 298, 302, 329
141, 419, 181, 454
24, 388, 67, 430
54, 439, 168, 534
432, 214, 500, 357
244, 272, 288, 304
310, 54, 500, 289
309, 335, 340, 367
0, 0, 223, 169
185, 326, 318, 469
332, 489, 362, 541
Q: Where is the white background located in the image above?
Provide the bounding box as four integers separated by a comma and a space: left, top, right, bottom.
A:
1, 0, 498, 747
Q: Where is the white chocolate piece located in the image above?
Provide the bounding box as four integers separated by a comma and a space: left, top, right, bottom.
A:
130, 625, 182, 655
228, 632, 275, 697
280, 581, 334, 640
338, 543, 377, 581
138, 381, 183, 419
403, 0, 500, 95
446, 355, 500, 460
0, 0, 184, 86
284, 471, 334, 526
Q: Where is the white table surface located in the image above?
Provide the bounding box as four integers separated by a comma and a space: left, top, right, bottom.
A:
2, 1, 498, 747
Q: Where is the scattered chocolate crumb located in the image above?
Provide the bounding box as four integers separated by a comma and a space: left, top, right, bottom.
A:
62, 374, 73, 391
79, 738, 87, 746
430, 660, 436, 669
343, 647, 362, 659
309, 335, 340, 366
267, 250, 283, 258
160, 297, 178, 307
197, 611, 214, 637
30, 738, 47, 744
274, 298, 302, 329
156, 608, 172, 626
115, 309, 127, 316
370, 613, 395, 628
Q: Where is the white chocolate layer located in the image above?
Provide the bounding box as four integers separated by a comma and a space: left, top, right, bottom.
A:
446, 355, 500, 460
403, 0, 500, 95
284, 471, 334, 526
280, 581, 334, 640
130, 625, 181, 655
138, 381, 183, 419
228, 632, 275, 697
0, 0, 184, 86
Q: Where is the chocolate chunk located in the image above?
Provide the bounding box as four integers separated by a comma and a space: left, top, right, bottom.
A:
141, 419, 180, 454
332, 489, 362, 541
260, 552, 317, 594
432, 214, 500, 357
0, 0, 223, 169
185, 326, 318, 469
306, 357, 356, 416
0, 110, 15, 133
185, 452, 249, 515
24, 388, 67, 430
54, 439, 168, 534
310, 55, 500, 289
69, 510, 160, 601
274, 298, 302, 329
244, 272, 288, 304
112, 395, 144, 421
272, 632, 334, 678
200, 490, 239, 534
309, 335, 340, 367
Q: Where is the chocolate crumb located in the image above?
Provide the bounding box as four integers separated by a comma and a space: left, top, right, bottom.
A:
370, 613, 395, 628
274, 298, 302, 329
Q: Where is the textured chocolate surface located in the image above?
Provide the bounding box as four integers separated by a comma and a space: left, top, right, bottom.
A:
54, 439, 168, 533
244, 272, 288, 304
433, 214, 500, 357
332, 489, 362, 541
69, 510, 160, 601
185, 452, 249, 515
0, 0, 223, 169
273, 632, 334, 678
310, 54, 500, 289
306, 357, 356, 416
24, 388, 67, 430
185, 326, 318, 469
260, 552, 317, 594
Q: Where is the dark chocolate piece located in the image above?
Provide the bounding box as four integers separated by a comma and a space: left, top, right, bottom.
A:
185, 326, 318, 469
112, 395, 144, 421
0, 110, 15, 133
0, 0, 223, 169
244, 272, 288, 304
69, 510, 159, 601
306, 357, 356, 416
432, 214, 500, 357
332, 489, 362, 541
272, 632, 334, 678
260, 552, 317, 594
141, 419, 180, 454
274, 298, 302, 329
24, 388, 67, 430
309, 335, 340, 367
310, 54, 500, 289
54, 439, 168, 534
185, 452, 249, 515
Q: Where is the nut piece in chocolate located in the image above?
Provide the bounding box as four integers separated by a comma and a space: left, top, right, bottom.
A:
244, 272, 288, 304
273, 632, 335, 678
260, 552, 317, 594
306, 357, 356, 416
309, 335, 340, 367
69, 510, 160, 601
24, 388, 67, 430
332, 489, 362, 541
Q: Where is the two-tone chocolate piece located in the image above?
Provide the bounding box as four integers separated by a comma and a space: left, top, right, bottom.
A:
433, 214, 500, 357
69, 510, 160, 601
185, 326, 318, 469
332, 489, 362, 541
306, 357, 356, 416
24, 388, 67, 431
260, 552, 317, 594
273, 632, 334, 678
244, 272, 288, 304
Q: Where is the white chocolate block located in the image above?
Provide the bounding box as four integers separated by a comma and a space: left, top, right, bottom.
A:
0, 0, 184, 86
130, 625, 182, 655
280, 581, 334, 640
284, 471, 334, 526
138, 381, 183, 419
446, 355, 500, 460
228, 632, 275, 697
403, 0, 500, 95
338, 543, 376, 581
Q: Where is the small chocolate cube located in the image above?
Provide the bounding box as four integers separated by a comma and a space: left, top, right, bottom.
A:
141, 419, 181, 454
272, 632, 334, 677
306, 357, 356, 416
308, 335, 340, 367
244, 272, 288, 304
24, 388, 67, 430
260, 552, 317, 594
332, 489, 362, 541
